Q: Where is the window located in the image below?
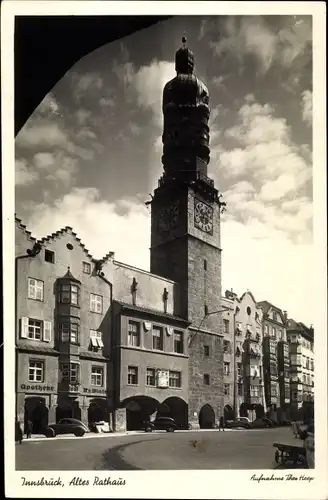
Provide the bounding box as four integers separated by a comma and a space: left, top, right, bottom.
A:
61, 363, 79, 383
128, 366, 138, 385
224, 340, 231, 354
173, 330, 183, 354
223, 319, 229, 333
27, 319, 43, 340
204, 259, 207, 271
271, 384, 277, 397
169, 371, 182, 388
91, 366, 103, 386
90, 293, 103, 313
277, 329, 283, 340
152, 326, 163, 350
273, 312, 277, 321
272, 327, 276, 339
250, 386, 260, 397
204, 304, 208, 315
45, 249, 55, 263
264, 324, 269, 335
247, 306, 251, 316
224, 384, 230, 395
283, 344, 289, 357
28, 278, 44, 301
60, 323, 79, 344
224, 362, 230, 376
21, 317, 51, 342
203, 374, 210, 385
238, 385, 243, 396
128, 321, 140, 347
59, 283, 79, 305
90, 330, 104, 349
269, 341, 276, 354
204, 345, 210, 357
146, 368, 156, 387
28, 360, 44, 382
82, 261, 91, 274
237, 363, 242, 376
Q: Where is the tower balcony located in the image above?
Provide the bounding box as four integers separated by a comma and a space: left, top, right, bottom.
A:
158, 169, 214, 189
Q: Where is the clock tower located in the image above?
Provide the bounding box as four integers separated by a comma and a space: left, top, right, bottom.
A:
150, 38, 225, 428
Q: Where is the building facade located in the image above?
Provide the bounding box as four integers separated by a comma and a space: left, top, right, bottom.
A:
15, 218, 112, 433
221, 290, 265, 422
258, 301, 289, 422
287, 319, 314, 420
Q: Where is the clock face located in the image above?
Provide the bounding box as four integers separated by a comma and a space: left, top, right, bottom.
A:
194, 199, 213, 233
158, 201, 179, 231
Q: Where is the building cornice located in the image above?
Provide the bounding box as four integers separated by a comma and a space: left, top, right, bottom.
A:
116, 301, 191, 326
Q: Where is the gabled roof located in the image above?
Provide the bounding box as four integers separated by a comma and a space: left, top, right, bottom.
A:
257, 300, 285, 317
15, 214, 115, 264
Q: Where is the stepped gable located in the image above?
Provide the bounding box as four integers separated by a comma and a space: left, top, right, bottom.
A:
39, 225, 94, 260
98, 251, 115, 265
15, 214, 36, 241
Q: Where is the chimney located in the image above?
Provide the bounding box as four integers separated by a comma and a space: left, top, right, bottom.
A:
283, 310, 288, 321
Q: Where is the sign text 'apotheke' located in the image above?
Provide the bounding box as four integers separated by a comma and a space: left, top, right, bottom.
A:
21, 384, 54, 392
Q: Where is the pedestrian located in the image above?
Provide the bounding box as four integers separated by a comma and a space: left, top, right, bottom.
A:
26, 420, 33, 439
218, 416, 225, 431
15, 418, 23, 444
298, 419, 314, 468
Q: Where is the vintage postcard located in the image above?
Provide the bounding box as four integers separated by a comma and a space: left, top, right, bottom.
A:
1, 1, 327, 499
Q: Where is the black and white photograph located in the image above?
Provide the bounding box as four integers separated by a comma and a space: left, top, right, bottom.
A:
2, 1, 327, 499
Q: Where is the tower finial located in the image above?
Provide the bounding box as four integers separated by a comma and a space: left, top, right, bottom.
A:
182, 35, 187, 47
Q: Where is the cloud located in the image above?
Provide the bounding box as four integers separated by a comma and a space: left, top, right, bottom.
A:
221, 217, 314, 324
301, 90, 312, 125
209, 16, 311, 74
69, 72, 104, 102
219, 98, 311, 191
16, 122, 68, 150
24, 188, 150, 267
114, 59, 175, 126
15, 159, 39, 187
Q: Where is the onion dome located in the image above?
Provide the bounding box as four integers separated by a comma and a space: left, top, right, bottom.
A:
161, 37, 211, 172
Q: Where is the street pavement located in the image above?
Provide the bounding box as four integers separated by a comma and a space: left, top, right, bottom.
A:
15, 427, 304, 471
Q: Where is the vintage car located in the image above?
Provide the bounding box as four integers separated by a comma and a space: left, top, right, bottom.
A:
143, 417, 179, 433
44, 418, 89, 437
251, 417, 275, 429
225, 417, 252, 429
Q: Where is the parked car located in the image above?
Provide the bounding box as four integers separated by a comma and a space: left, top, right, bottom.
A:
143, 417, 179, 433
225, 417, 252, 429
251, 417, 275, 429
44, 418, 89, 438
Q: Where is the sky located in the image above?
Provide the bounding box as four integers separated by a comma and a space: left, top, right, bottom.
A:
15, 15, 314, 325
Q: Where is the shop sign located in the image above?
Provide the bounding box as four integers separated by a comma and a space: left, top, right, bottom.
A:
157, 370, 169, 388
83, 388, 107, 394
21, 384, 54, 392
